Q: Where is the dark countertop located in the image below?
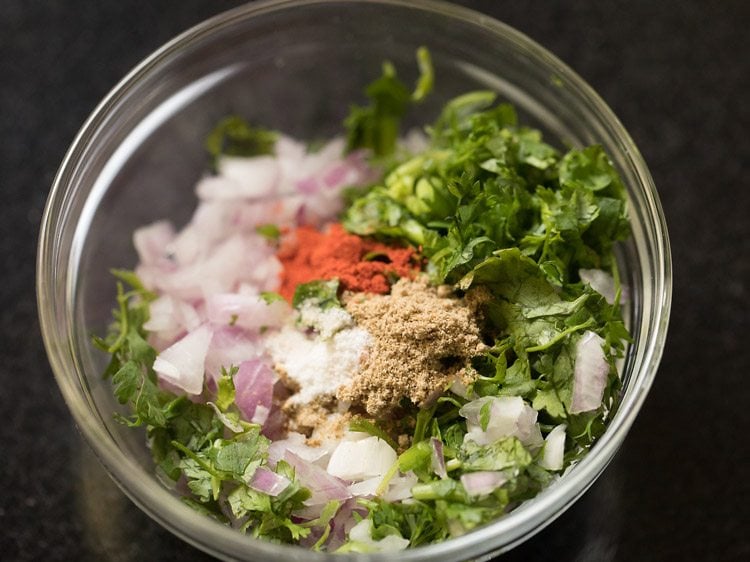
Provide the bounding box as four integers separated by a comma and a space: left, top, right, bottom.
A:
2, 1, 748, 560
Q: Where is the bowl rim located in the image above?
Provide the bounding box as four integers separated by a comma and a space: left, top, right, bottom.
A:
37, 0, 672, 560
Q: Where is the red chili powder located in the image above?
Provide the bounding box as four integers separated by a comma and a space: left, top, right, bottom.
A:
277, 223, 418, 301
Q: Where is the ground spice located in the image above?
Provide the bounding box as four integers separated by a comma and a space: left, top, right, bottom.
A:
338, 276, 487, 417
276, 223, 418, 301
283, 397, 353, 443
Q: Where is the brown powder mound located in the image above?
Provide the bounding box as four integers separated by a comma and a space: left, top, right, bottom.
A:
338, 276, 487, 417
283, 396, 352, 443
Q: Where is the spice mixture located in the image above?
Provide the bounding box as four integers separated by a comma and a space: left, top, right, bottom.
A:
339, 276, 487, 417
277, 223, 417, 301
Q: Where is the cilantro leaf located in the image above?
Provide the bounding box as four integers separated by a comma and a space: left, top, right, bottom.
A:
355, 497, 447, 547
215, 365, 238, 411
345, 46, 434, 158
345, 61, 410, 158
255, 223, 281, 241
412, 46, 434, 102
343, 93, 630, 288
458, 437, 532, 472
292, 279, 341, 310
260, 291, 285, 305
205, 116, 277, 165
211, 435, 264, 482
348, 418, 398, 450
97, 277, 169, 428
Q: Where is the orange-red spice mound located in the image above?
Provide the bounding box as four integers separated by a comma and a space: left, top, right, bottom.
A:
277, 223, 418, 301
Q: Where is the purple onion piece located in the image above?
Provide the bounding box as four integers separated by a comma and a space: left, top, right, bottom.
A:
284, 450, 352, 507
249, 466, 291, 497
430, 437, 447, 479
460, 471, 508, 497
234, 358, 275, 423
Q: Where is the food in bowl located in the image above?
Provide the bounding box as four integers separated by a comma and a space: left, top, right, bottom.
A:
96, 50, 631, 552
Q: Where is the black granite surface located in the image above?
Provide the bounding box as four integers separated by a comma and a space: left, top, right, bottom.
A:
2, 1, 748, 560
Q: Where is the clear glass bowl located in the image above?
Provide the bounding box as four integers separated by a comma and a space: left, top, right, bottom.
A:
37, 0, 671, 560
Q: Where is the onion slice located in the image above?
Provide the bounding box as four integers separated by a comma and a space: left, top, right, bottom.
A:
234, 359, 276, 423
284, 451, 351, 506
133, 220, 175, 267
327, 437, 397, 481
326, 498, 368, 551
460, 396, 543, 450
430, 437, 447, 479
539, 424, 567, 471
460, 471, 508, 497
570, 331, 609, 414
579, 268, 619, 304
348, 519, 409, 552
152, 324, 213, 395
249, 466, 291, 497
268, 432, 334, 467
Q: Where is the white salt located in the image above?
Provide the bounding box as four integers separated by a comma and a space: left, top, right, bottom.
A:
296, 302, 353, 339
264, 324, 370, 404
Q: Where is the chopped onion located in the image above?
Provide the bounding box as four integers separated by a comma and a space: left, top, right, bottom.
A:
460, 396, 543, 450
579, 268, 613, 304
296, 177, 320, 194
203, 326, 261, 383
142, 294, 181, 331
168, 201, 235, 265
194, 175, 252, 201
152, 324, 213, 395
147, 232, 282, 302
230, 198, 295, 231
327, 436, 397, 481
539, 424, 567, 471
251, 404, 270, 425
301, 190, 345, 226
347, 471, 417, 502
448, 377, 471, 399
284, 450, 351, 507
430, 437, 447, 479
460, 471, 508, 497
326, 497, 368, 551
348, 476, 381, 497
234, 359, 276, 423
210, 155, 280, 199
322, 164, 350, 188
249, 466, 291, 496
275, 135, 307, 161
133, 220, 175, 267
143, 295, 200, 349
382, 471, 418, 502
145, 234, 244, 300
348, 519, 410, 552
268, 432, 335, 467
260, 403, 287, 441
206, 292, 289, 331
570, 331, 609, 414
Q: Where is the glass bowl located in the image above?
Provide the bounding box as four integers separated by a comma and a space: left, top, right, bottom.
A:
37, 0, 671, 560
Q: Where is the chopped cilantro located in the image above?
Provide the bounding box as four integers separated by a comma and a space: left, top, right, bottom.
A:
291, 279, 341, 310
348, 418, 399, 450
205, 116, 277, 168
260, 291, 285, 305
343, 89, 630, 471
345, 46, 434, 158
255, 223, 281, 241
